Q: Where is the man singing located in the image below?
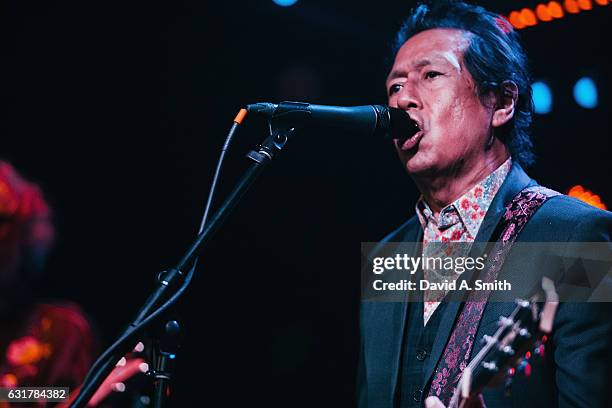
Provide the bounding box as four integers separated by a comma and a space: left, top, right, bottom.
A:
358, 1, 611, 407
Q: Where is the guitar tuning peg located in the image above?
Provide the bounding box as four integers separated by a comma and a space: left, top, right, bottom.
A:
518, 328, 531, 339
501, 345, 515, 357
482, 361, 498, 372
482, 334, 495, 344
515, 299, 530, 308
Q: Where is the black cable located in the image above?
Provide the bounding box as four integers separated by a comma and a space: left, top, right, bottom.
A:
71, 111, 245, 407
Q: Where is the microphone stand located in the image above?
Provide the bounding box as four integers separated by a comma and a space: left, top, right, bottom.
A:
70, 122, 295, 408
150, 320, 181, 408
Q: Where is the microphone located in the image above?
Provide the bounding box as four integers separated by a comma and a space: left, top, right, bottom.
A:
246, 101, 419, 140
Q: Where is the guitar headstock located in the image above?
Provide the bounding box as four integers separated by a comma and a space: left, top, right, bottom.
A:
456, 277, 559, 406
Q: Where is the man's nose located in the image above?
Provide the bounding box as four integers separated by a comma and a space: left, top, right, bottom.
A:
396, 84, 421, 111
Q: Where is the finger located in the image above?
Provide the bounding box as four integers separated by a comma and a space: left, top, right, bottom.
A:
425, 396, 447, 408
463, 394, 487, 408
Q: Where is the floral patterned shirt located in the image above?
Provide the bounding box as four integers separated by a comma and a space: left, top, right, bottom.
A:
417, 158, 512, 325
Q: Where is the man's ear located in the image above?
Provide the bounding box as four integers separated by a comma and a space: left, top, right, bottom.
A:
492, 81, 518, 128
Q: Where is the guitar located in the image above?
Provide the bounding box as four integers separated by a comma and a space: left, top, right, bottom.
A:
446, 277, 559, 408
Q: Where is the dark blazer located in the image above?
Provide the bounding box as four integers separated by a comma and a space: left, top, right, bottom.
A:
358, 163, 612, 408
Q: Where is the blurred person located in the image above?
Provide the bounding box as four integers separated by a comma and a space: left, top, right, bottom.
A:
358, 1, 612, 407
0, 161, 96, 405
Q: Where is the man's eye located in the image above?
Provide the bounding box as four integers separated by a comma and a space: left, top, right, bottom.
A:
388, 83, 403, 95
424, 71, 442, 79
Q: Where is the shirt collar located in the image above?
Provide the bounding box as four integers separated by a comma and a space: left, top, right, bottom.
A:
416, 158, 512, 239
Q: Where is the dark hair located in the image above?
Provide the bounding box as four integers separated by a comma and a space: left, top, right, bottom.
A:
392, 0, 535, 166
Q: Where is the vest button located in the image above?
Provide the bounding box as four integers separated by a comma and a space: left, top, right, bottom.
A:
416, 349, 427, 361
412, 389, 423, 402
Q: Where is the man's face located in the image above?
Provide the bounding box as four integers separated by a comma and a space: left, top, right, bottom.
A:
386, 28, 495, 177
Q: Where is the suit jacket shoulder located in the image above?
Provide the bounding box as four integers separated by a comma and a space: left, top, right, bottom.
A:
520, 193, 612, 242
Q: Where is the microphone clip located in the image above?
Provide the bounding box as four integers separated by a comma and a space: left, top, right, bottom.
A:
247, 124, 295, 164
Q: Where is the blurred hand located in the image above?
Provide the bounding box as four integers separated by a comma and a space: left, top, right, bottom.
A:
424, 396, 446, 408
424, 394, 487, 408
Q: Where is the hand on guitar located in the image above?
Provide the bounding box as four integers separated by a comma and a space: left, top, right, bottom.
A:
424, 394, 486, 408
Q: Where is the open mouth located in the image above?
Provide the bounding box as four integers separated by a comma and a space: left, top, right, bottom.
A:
394, 114, 423, 150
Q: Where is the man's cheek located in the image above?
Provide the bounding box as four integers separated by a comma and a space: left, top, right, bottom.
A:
387, 95, 398, 108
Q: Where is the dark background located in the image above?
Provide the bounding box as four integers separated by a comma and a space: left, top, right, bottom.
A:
0, 0, 609, 406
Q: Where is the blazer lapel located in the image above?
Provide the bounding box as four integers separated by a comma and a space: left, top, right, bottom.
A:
362, 219, 424, 406
421, 163, 535, 389
386, 224, 423, 401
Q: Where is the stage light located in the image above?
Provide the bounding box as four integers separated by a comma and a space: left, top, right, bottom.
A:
509, 11, 526, 28
564, 0, 580, 13
573, 77, 598, 108
548, 1, 565, 18
272, 0, 298, 6
0, 373, 18, 387
532, 81, 553, 114
567, 185, 607, 210
521, 8, 538, 25
536, 4, 554, 20
507, 0, 608, 30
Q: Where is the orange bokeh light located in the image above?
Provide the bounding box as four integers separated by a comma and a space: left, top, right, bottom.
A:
521, 8, 538, 25
536, 4, 554, 20
564, 0, 581, 13
6, 336, 52, 366
444, 0, 606, 30
548, 1, 565, 17
567, 185, 608, 210
509, 11, 526, 29
0, 373, 18, 387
